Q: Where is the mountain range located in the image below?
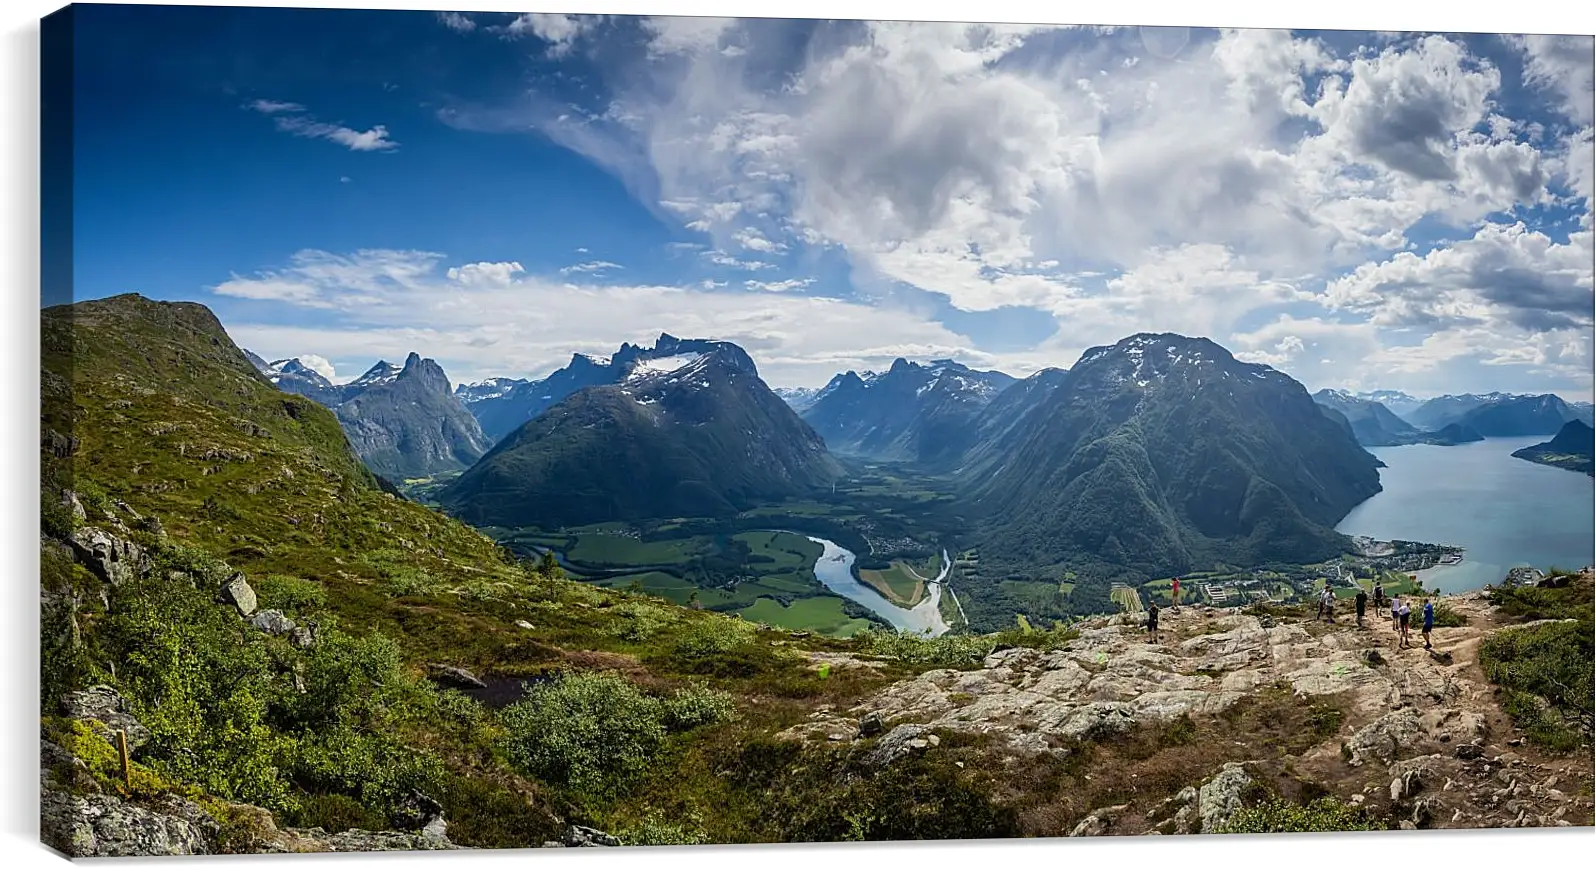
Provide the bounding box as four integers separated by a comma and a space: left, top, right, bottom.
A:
249, 352, 489, 480
438, 336, 842, 528
1400, 392, 1592, 435
800, 359, 1017, 465
1311, 390, 1483, 447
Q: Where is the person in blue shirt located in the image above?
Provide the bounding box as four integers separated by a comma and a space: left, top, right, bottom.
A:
1422, 598, 1436, 650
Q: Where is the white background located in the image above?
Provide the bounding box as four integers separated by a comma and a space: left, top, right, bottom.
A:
3, 0, 1593, 866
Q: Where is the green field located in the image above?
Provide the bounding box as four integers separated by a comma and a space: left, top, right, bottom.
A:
860, 561, 926, 607
595, 571, 701, 605
1110, 585, 1144, 613
734, 530, 823, 572
739, 596, 875, 637
567, 534, 706, 566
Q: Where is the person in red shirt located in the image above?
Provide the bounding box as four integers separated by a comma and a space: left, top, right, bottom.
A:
1171, 577, 1181, 612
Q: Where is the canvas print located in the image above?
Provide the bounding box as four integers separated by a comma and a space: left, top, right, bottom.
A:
38, 4, 1596, 858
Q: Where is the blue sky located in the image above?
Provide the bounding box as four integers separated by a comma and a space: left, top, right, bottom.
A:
62, 7, 1594, 398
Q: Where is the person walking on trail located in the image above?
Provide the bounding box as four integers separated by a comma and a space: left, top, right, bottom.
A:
1146, 601, 1160, 640
1398, 598, 1412, 648
1390, 593, 1402, 632
1355, 588, 1368, 628
1171, 577, 1181, 612
1422, 598, 1436, 650
1373, 581, 1385, 612
1321, 584, 1336, 623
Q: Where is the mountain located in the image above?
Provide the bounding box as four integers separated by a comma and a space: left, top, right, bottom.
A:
459, 337, 762, 444
801, 359, 1017, 465
262, 352, 490, 479
454, 376, 532, 406
439, 337, 842, 528
1311, 390, 1420, 446
964, 334, 1383, 581
1354, 389, 1424, 420
1511, 419, 1595, 476
332, 353, 492, 479
772, 386, 822, 412
1405, 392, 1528, 431
956, 367, 1070, 475
1457, 394, 1583, 437
1572, 402, 1595, 425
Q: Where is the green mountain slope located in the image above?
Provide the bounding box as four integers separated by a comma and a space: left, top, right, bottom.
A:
1511, 419, 1595, 476
965, 334, 1382, 584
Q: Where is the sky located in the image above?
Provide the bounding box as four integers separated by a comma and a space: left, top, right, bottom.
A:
61, 6, 1595, 398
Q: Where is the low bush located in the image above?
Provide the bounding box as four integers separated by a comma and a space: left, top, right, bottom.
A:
1218, 797, 1377, 833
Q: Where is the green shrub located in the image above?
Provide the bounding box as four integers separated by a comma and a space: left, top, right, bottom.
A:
254, 574, 327, 615
500, 671, 670, 801
856, 630, 995, 668
618, 811, 710, 846
1219, 797, 1377, 833
1431, 602, 1468, 628
610, 600, 680, 642
1480, 619, 1593, 751
662, 684, 738, 730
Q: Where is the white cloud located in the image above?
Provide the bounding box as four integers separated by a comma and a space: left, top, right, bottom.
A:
295, 353, 338, 381
436, 11, 476, 33
505, 13, 601, 57
1510, 34, 1595, 124
641, 16, 737, 57
447, 261, 525, 286
744, 278, 814, 293
246, 100, 398, 152
214, 249, 985, 387
559, 260, 623, 275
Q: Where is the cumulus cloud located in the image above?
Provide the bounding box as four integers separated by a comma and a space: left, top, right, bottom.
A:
295, 353, 338, 381
1510, 34, 1595, 124
436, 11, 475, 33
559, 260, 624, 275
505, 13, 602, 57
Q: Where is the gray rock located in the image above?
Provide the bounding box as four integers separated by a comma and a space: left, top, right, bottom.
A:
219, 572, 258, 617
68, 527, 149, 587
290, 624, 319, 648
41, 784, 213, 857
426, 664, 487, 690
248, 609, 297, 636
858, 712, 886, 738
562, 824, 620, 847
1197, 762, 1253, 833
1345, 708, 1423, 766
62, 490, 87, 523
863, 724, 932, 767
61, 685, 151, 750
1455, 743, 1484, 760
304, 829, 460, 852
1069, 804, 1128, 837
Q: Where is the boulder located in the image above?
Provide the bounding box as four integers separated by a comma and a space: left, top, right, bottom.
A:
68, 527, 149, 587
62, 490, 87, 523
857, 712, 886, 738
515, 620, 535, 630
248, 610, 297, 636
1345, 708, 1424, 766
41, 784, 213, 857
392, 790, 445, 831
290, 624, 319, 649
218, 573, 258, 617
294, 829, 459, 852
61, 685, 151, 750
425, 664, 487, 690
863, 724, 932, 767
1197, 763, 1253, 833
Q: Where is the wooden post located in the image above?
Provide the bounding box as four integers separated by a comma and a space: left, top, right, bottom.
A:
117, 729, 131, 789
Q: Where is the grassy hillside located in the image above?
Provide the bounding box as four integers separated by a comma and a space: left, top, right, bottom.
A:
35, 294, 1062, 851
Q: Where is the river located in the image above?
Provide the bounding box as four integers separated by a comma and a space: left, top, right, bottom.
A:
1335, 436, 1595, 592
805, 536, 951, 637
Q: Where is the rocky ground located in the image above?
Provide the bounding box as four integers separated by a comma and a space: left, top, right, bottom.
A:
783, 582, 1595, 835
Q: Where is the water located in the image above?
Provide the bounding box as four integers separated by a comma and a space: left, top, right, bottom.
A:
1335, 436, 1595, 592
805, 536, 951, 636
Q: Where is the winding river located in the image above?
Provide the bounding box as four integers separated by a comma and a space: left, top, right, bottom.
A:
804, 536, 951, 637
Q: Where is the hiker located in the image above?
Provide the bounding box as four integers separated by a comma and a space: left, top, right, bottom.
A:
1321, 584, 1336, 623
1373, 581, 1385, 611
1355, 588, 1368, 627
1398, 598, 1412, 648
1146, 601, 1160, 640
1171, 577, 1181, 611
1390, 593, 1401, 632
1315, 582, 1329, 620
1422, 597, 1435, 650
